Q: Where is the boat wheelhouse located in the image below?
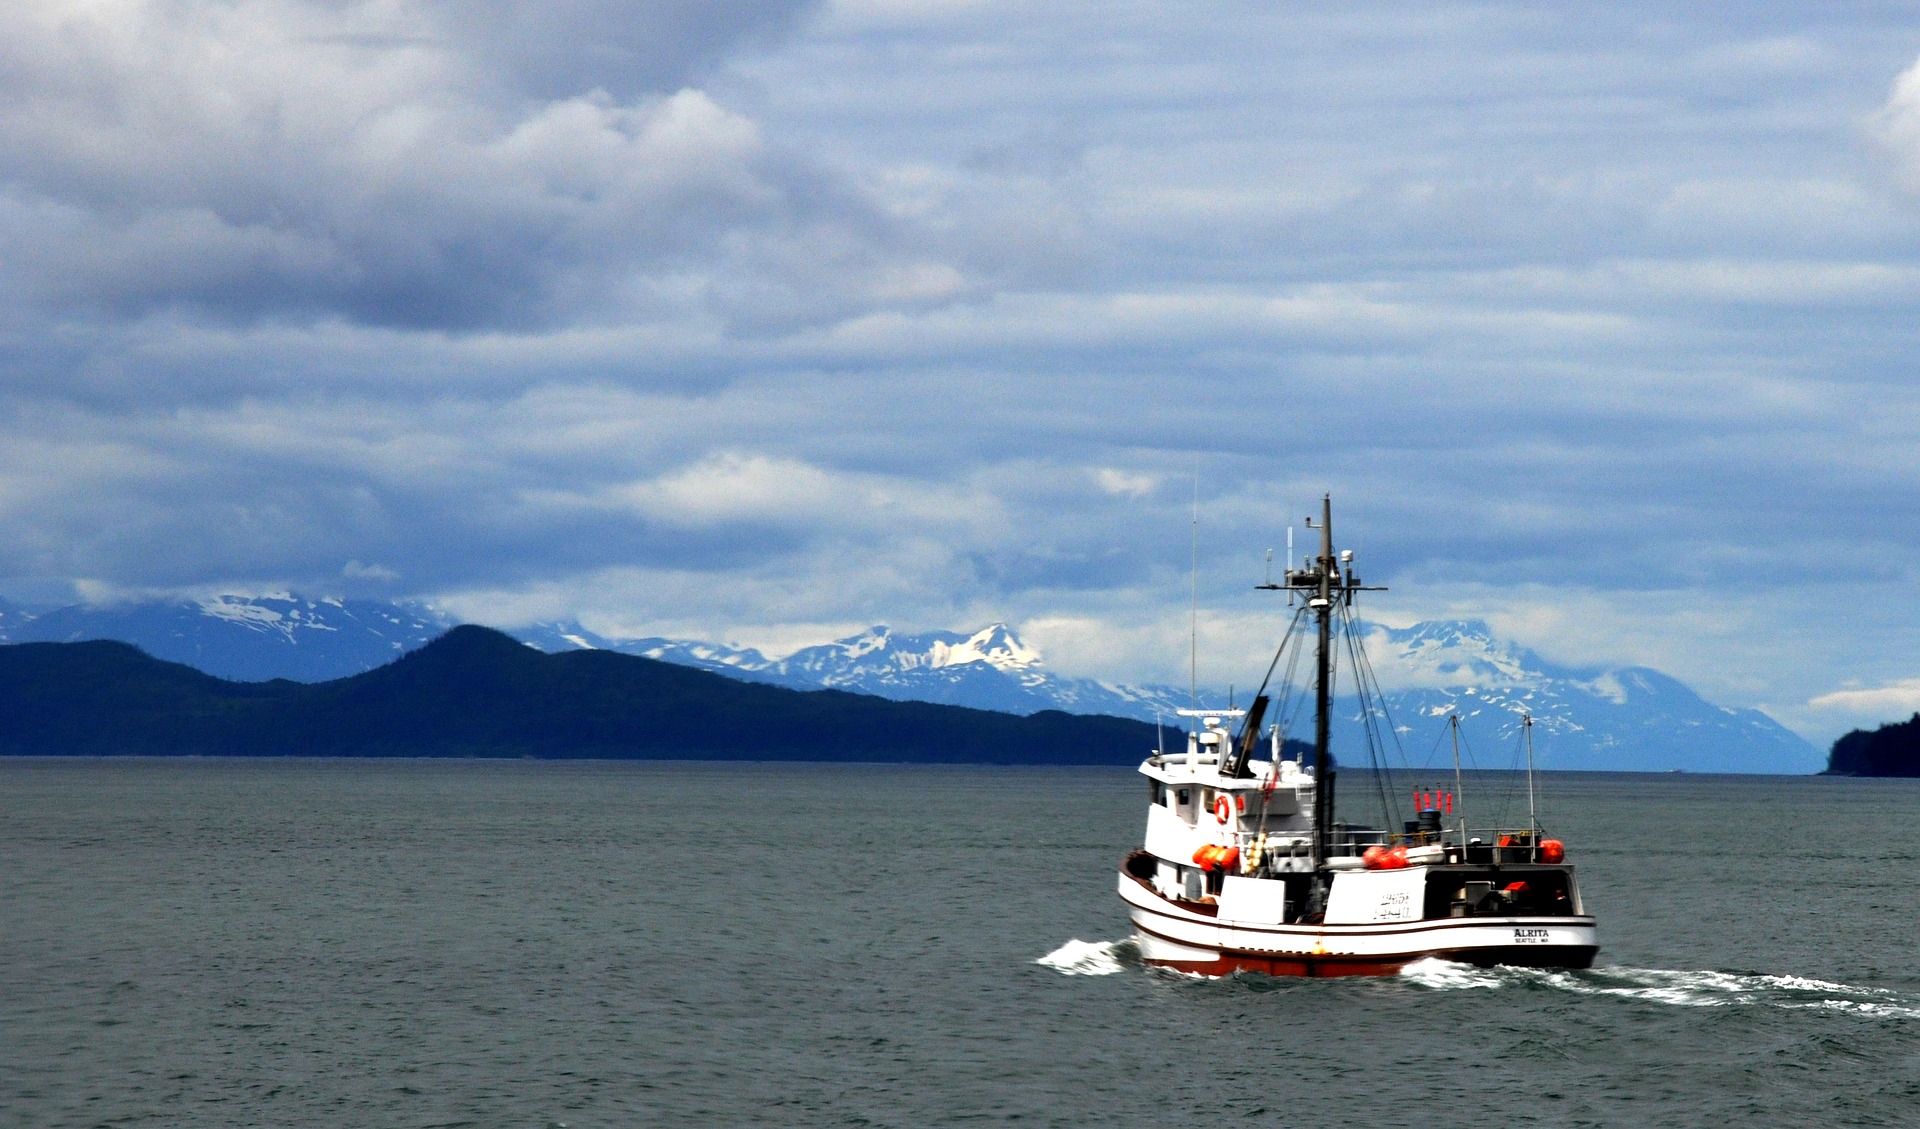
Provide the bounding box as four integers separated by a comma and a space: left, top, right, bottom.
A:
1118, 496, 1598, 976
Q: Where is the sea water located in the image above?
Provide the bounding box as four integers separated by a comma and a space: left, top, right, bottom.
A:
5, 759, 1920, 1127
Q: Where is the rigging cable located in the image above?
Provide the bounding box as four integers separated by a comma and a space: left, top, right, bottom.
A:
1271, 607, 1311, 745
1249, 603, 1310, 705
1335, 604, 1396, 833
1337, 603, 1420, 837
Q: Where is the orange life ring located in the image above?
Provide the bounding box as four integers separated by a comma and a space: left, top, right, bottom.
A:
1214, 794, 1233, 824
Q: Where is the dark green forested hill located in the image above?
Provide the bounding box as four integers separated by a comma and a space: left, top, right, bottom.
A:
0, 625, 1178, 763
1825, 714, 1920, 777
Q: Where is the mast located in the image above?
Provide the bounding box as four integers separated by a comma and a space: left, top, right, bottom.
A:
1264, 494, 1385, 871
1312, 495, 1334, 867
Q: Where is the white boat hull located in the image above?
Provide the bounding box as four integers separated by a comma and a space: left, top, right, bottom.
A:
1120, 869, 1599, 977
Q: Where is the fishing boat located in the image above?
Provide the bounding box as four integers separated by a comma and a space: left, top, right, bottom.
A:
1117, 496, 1599, 976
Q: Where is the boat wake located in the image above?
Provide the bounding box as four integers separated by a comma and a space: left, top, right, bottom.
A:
1399, 957, 1920, 1016
1036, 938, 1136, 976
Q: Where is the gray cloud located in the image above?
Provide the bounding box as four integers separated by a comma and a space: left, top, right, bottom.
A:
0, 0, 907, 332
6, 2, 1920, 747
428, 0, 819, 102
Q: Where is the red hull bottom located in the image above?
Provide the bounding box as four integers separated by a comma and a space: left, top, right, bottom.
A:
1142, 945, 1600, 978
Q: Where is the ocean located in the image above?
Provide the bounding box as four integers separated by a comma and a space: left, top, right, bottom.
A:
5, 759, 1919, 1127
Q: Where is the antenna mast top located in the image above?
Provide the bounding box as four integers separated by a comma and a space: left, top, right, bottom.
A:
1255, 495, 1388, 867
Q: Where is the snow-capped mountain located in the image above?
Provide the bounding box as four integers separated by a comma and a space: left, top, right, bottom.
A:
616, 624, 1189, 719
0, 597, 36, 639
0, 594, 1818, 772
612, 619, 1814, 772
0, 594, 451, 682
1332, 620, 1818, 775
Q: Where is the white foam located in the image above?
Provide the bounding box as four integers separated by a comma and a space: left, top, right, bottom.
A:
1398, 956, 1508, 990
1782, 999, 1920, 1018
1402, 960, 1916, 1016
1751, 973, 1890, 995
1037, 939, 1126, 976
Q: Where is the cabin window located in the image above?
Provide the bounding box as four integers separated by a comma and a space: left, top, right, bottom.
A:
1176, 787, 1191, 808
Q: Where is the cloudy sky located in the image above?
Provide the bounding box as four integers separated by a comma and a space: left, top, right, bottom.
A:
5, 1, 1920, 743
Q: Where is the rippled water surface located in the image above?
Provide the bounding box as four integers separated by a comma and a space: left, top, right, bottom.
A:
5, 760, 1920, 1127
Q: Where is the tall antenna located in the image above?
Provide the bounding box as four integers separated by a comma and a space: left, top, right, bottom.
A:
1189, 466, 1199, 708
1450, 712, 1465, 852
1524, 713, 1538, 858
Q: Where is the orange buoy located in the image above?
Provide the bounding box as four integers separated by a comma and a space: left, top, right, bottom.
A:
1362, 844, 1386, 869
1191, 844, 1241, 873
1540, 839, 1566, 864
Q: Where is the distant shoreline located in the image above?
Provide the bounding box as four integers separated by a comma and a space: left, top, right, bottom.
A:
1822, 713, 1920, 777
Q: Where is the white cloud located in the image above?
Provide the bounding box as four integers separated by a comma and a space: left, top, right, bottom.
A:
1875, 53, 1920, 191
342, 560, 401, 582
1094, 468, 1158, 499
1799, 679, 1920, 741
1018, 607, 1280, 694
1808, 681, 1920, 715
529, 451, 1007, 537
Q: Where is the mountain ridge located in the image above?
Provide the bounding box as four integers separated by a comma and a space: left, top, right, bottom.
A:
0, 625, 1167, 763
2, 594, 446, 682
0, 593, 1818, 772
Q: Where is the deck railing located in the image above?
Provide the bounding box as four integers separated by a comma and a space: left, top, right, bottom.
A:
1314, 826, 1557, 864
